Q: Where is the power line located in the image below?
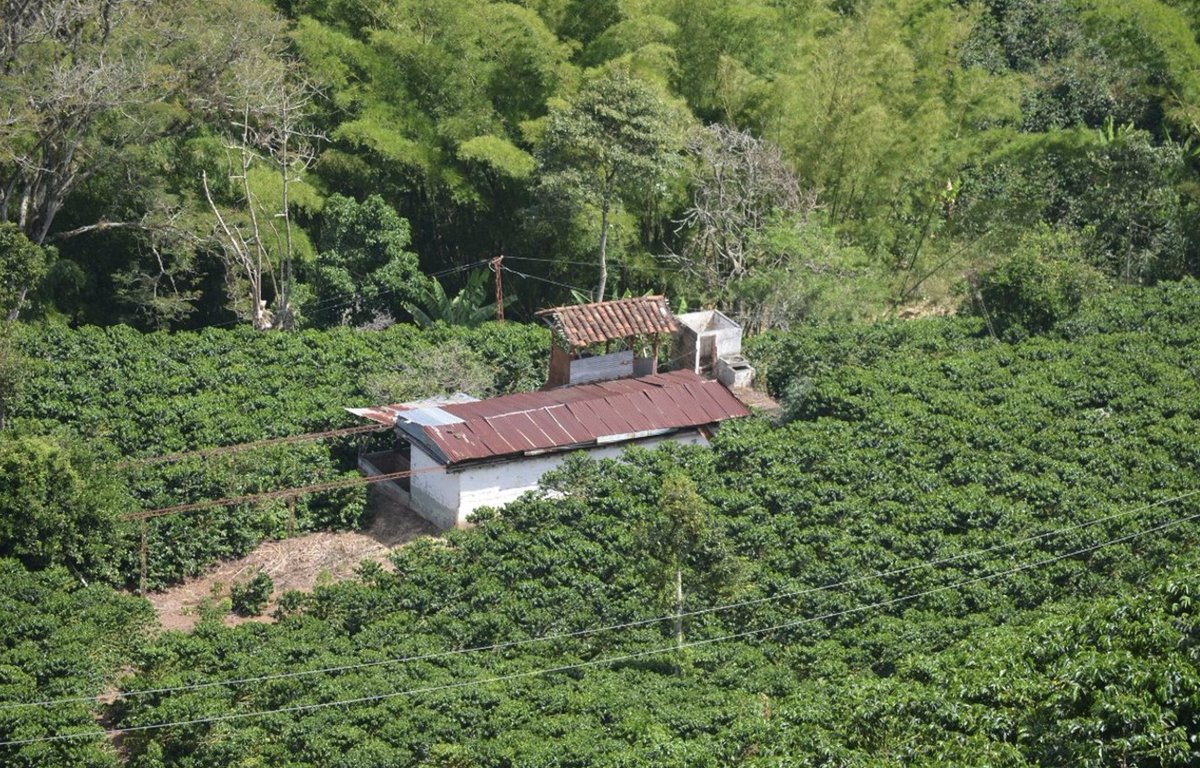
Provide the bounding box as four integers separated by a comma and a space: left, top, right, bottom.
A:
7, 489, 1196, 713
430, 260, 492, 279
4, 502, 1198, 747
118, 424, 387, 468
507, 255, 603, 269
276, 260, 488, 319
502, 265, 591, 296
305, 259, 489, 314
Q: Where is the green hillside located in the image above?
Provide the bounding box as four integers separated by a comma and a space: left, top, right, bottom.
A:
3, 0, 1200, 764
1, 282, 1197, 765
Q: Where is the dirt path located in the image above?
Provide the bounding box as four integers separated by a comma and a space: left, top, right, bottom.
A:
147, 496, 437, 632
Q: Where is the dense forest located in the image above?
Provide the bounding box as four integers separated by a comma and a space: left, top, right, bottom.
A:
1, 0, 1198, 328
3, 0, 1200, 765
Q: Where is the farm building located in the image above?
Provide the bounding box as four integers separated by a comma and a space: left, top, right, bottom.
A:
351, 297, 759, 530
352, 370, 750, 529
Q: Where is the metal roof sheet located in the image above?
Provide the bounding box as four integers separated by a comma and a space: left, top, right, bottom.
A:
402, 370, 749, 465
536, 296, 679, 347
345, 393, 479, 426
402, 407, 464, 427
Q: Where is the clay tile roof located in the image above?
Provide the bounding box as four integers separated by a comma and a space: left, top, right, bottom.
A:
536, 296, 679, 347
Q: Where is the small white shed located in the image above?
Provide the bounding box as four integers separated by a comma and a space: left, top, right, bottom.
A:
673, 309, 755, 388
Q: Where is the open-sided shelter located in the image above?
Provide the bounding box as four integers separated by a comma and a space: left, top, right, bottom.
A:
537, 296, 679, 388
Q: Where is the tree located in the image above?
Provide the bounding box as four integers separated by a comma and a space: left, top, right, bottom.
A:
0, 0, 292, 319
955, 125, 1192, 284
292, 0, 571, 268
403, 268, 511, 328
307, 194, 424, 327
766, 0, 1018, 287
203, 68, 321, 330
0, 0, 151, 248
659, 0, 790, 123
537, 68, 683, 300
0, 223, 49, 320
638, 471, 733, 651
670, 124, 817, 305
966, 226, 1108, 340
0, 435, 128, 581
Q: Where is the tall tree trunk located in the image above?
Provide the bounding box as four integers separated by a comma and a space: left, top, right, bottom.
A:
674, 565, 684, 651
5, 288, 27, 321
279, 126, 293, 329
597, 199, 609, 301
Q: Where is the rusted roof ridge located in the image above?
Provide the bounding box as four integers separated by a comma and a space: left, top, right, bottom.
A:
571, 396, 615, 435
566, 397, 613, 436
642, 387, 684, 424
518, 416, 550, 450
686, 384, 725, 422
463, 423, 503, 457
484, 412, 532, 456
624, 389, 661, 430
625, 391, 658, 431
554, 406, 589, 443
695, 381, 747, 420
480, 401, 569, 422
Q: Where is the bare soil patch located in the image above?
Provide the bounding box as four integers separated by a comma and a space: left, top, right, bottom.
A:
146, 494, 437, 632
895, 299, 957, 320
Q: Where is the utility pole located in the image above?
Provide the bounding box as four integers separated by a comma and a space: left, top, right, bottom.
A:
674, 564, 684, 651
967, 271, 998, 342
491, 254, 505, 322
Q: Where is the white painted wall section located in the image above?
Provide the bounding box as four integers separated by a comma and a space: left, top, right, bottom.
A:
408, 445, 460, 530
453, 430, 709, 526
709, 326, 742, 358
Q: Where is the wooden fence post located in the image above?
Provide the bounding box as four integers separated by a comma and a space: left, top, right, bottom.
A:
139, 520, 148, 595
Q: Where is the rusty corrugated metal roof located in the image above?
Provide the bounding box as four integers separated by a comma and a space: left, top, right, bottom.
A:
536, 296, 679, 347
401, 369, 748, 465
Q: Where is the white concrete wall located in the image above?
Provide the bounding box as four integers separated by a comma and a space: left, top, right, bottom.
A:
452, 431, 709, 526
710, 326, 742, 358
408, 445, 460, 530
358, 453, 412, 506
